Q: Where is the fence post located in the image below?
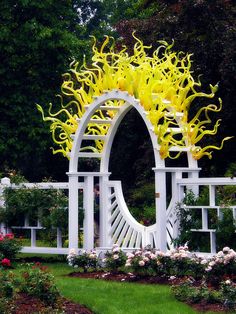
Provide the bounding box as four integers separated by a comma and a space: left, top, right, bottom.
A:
83, 175, 94, 250
68, 174, 79, 252
0, 177, 11, 235
153, 168, 167, 252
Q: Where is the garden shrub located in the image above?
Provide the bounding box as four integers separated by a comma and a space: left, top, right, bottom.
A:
126, 247, 160, 276
0, 270, 16, 299
103, 244, 127, 272
220, 280, 236, 309
21, 263, 60, 306
172, 281, 222, 304
0, 298, 8, 314
67, 249, 98, 272
0, 233, 22, 260
203, 247, 236, 284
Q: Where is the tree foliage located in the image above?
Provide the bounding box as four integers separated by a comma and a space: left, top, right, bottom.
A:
116, 0, 236, 175
0, 0, 90, 180
0, 0, 235, 182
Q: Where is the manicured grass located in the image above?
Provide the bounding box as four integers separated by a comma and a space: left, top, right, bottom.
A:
46, 264, 196, 314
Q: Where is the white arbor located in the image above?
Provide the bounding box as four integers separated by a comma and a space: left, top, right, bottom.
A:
68, 90, 200, 252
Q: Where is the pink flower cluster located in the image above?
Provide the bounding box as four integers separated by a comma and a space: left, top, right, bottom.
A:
1, 258, 11, 267
168, 246, 190, 260
126, 249, 157, 267
0, 233, 14, 241
125, 246, 190, 268
203, 247, 236, 272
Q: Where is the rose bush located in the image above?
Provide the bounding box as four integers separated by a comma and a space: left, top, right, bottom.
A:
0, 232, 22, 260
103, 244, 127, 272
67, 249, 98, 272
21, 262, 60, 306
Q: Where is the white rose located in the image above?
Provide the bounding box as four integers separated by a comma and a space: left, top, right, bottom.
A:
127, 253, 134, 259
139, 260, 145, 266
113, 247, 120, 253
223, 247, 230, 253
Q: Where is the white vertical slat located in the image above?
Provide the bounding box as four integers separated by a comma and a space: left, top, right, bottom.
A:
135, 232, 142, 248
128, 230, 137, 248
57, 228, 62, 248
68, 174, 79, 251
210, 231, 216, 254
202, 208, 208, 230
209, 185, 216, 206
83, 175, 94, 250
31, 229, 36, 247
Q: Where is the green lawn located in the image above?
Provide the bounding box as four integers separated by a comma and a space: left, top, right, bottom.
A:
48, 264, 204, 314
13, 262, 230, 314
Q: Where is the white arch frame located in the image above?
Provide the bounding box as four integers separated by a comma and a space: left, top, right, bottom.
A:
67, 90, 200, 252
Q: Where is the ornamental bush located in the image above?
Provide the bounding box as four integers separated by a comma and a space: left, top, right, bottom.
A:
126, 247, 160, 276
0, 270, 17, 314
103, 244, 127, 272
20, 263, 60, 306
0, 233, 22, 260
203, 247, 236, 284
67, 249, 98, 272
172, 279, 236, 311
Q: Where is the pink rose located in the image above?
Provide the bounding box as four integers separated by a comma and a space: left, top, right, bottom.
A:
1, 258, 11, 267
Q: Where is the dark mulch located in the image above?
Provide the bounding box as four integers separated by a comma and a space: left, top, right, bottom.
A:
189, 302, 230, 313
68, 270, 170, 284
9, 293, 93, 314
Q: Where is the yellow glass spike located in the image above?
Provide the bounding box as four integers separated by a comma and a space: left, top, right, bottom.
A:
38, 35, 232, 161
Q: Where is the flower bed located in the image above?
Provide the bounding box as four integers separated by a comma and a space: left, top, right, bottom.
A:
0, 262, 93, 313
67, 245, 236, 312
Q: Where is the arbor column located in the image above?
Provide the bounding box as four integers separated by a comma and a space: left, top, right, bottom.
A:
99, 173, 112, 247
153, 168, 167, 252
68, 174, 79, 252
83, 175, 94, 250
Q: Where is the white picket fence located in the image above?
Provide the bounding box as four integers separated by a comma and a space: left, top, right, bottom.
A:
0, 177, 84, 254
0, 176, 235, 255
175, 177, 236, 254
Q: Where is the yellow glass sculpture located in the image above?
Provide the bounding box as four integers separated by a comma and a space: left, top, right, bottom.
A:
37, 35, 232, 160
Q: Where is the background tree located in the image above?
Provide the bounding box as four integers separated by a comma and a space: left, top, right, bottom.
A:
0, 0, 235, 183
0, 0, 92, 180
116, 0, 236, 177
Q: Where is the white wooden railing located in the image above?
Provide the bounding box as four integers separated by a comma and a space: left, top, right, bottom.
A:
176, 177, 236, 254
0, 177, 84, 254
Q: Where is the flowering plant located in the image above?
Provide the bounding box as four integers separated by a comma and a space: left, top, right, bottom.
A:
126, 247, 159, 276
67, 249, 98, 272
1, 258, 11, 268
203, 247, 236, 283
220, 279, 236, 309
0, 232, 22, 260
21, 262, 60, 306
103, 244, 127, 272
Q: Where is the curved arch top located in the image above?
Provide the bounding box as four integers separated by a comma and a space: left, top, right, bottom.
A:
69, 89, 198, 173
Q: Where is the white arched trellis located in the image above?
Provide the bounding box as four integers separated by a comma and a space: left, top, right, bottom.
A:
67, 90, 201, 252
